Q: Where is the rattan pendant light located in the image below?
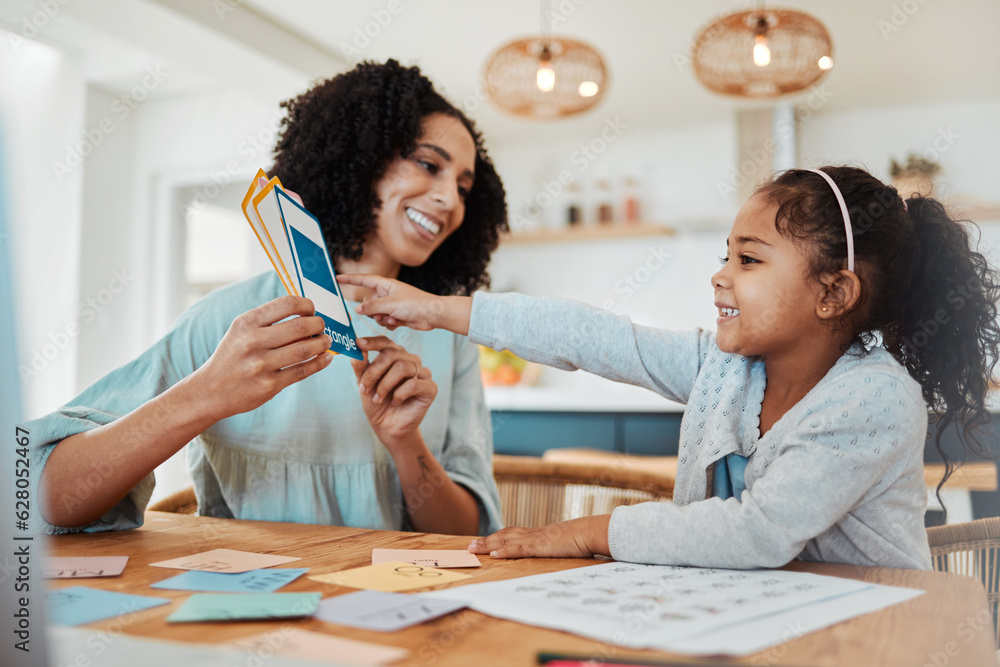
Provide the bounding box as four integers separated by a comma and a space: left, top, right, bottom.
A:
692, 7, 834, 97
482, 30, 608, 118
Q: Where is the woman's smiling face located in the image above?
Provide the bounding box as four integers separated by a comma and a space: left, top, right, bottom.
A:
368, 112, 476, 268
710, 193, 826, 357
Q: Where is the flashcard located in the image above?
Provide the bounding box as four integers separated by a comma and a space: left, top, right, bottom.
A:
251, 176, 300, 297
314, 589, 466, 632
149, 548, 300, 574
371, 549, 482, 569
308, 560, 471, 592
241, 169, 297, 296
43, 556, 129, 579
275, 188, 363, 360
166, 592, 321, 623
151, 567, 308, 593
46, 586, 170, 626
230, 628, 409, 665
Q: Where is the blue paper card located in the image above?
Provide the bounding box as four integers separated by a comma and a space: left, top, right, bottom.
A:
275, 189, 363, 360
151, 567, 308, 593
314, 590, 466, 632
167, 592, 322, 623
46, 586, 170, 626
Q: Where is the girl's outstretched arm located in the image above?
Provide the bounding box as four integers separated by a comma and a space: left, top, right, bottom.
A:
337, 274, 472, 334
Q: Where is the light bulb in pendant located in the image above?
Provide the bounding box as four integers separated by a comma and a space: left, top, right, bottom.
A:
753, 34, 771, 67
536, 45, 555, 92
537, 65, 555, 91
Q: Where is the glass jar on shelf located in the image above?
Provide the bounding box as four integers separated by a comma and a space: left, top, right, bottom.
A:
565, 182, 583, 227
620, 176, 641, 225
594, 179, 614, 225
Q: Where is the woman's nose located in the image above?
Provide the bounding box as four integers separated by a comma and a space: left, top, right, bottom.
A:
430, 180, 459, 209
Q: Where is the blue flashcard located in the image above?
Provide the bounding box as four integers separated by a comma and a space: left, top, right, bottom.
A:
46, 586, 171, 626
166, 592, 322, 623
275, 188, 363, 360
151, 567, 308, 593
314, 590, 466, 632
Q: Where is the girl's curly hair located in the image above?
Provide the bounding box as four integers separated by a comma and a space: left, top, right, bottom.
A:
758, 166, 1000, 507
271, 59, 508, 296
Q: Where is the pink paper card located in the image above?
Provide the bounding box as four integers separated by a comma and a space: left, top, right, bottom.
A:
149, 548, 300, 574
230, 629, 408, 665
371, 548, 482, 568
43, 556, 129, 578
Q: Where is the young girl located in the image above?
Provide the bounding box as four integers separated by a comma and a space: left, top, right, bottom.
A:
339, 165, 1000, 570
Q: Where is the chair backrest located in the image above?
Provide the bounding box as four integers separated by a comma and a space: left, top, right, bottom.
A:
927, 517, 1000, 648
493, 454, 674, 528
147, 486, 198, 515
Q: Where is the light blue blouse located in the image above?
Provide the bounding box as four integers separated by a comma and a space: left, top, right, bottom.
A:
29, 273, 502, 536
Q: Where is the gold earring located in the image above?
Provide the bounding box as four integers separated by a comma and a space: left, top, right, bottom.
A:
822, 307, 829, 312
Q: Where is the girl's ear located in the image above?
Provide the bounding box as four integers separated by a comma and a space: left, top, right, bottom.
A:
817, 270, 861, 319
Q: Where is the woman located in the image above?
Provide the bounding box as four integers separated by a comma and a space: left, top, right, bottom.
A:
31, 60, 508, 536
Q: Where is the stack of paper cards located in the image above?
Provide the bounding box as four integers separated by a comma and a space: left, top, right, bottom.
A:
151, 568, 308, 593
43, 556, 129, 579
309, 561, 471, 592
241, 169, 362, 360
315, 590, 466, 632
229, 629, 409, 665
46, 587, 171, 626
149, 548, 300, 574
167, 592, 322, 623
371, 549, 482, 568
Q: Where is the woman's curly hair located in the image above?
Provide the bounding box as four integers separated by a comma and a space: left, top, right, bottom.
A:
271, 59, 508, 296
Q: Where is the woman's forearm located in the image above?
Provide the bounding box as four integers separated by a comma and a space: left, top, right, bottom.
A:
40, 373, 221, 528
388, 432, 481, 535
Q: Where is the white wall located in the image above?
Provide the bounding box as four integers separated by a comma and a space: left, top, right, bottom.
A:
0, 32, 85, 419
485, 95, 1000, 390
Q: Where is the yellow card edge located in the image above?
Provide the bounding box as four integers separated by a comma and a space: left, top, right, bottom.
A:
252, 176, 301, 297
241, 169, 299, 297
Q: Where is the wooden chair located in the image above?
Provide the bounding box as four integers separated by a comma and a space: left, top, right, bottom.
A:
927, 517, 1000, 648
492, 454, 674, 528
149, 455, 677, 529
148, 486, 198, 514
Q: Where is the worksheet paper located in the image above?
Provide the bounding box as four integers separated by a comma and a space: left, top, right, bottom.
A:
423, 562, 923, 656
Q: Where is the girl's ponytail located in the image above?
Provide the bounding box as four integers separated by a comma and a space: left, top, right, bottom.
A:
897, 196, 1000, 488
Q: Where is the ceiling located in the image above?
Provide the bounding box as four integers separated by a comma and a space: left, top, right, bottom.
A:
236, 0, 1000, 144
4, 0, 999, 147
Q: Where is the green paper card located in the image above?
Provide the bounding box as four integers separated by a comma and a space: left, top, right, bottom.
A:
166, 592, 321, 623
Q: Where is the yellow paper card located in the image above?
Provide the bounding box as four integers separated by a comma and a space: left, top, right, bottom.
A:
241, 169, 297, 297
308, 560, 471, 592
251, 175, 300, 296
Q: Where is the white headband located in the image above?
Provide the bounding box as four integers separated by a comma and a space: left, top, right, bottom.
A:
808, 169, 854, 273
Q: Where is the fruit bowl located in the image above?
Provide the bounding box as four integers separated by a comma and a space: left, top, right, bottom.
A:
478, 346, 540, 386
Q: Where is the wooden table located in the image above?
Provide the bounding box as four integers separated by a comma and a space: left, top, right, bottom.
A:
45, 511, 994, 666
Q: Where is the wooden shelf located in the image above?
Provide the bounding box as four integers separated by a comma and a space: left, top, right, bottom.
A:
500, 223, 675, 245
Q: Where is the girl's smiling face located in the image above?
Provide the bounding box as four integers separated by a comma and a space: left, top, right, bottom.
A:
711, 193, 827, 357
368, 112, 476, 269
